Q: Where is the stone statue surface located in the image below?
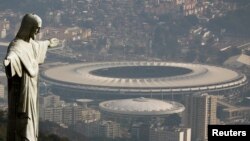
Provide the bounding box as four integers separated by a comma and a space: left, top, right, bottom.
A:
4, 13, 59, 141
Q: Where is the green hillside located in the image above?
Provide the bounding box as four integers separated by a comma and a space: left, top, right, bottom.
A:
208, 4, 250, 37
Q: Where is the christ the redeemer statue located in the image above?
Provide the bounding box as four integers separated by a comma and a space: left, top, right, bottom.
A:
4, 13, 59, 141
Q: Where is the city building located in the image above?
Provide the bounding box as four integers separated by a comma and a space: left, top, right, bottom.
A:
64, 27, 92, 41
38, 26, 91, 42
74, 120, 121, 139
39, 94, 95, 126
40, 102, 84, 126
99, 120, 121, 139
0, 28, 7, 39
217, 100, 250, 123
182, 93, 217, 141
0, 19, 10, 39
81, 108, 101, 123
39, 94, 64, 123
149, 127, 191, 141
131, 122, 150, 141
40, 94, 64, 107
182, 0, 207, 16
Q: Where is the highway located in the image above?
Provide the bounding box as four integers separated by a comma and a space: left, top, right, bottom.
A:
237, 42, 250, 49
220, 42, 250, 52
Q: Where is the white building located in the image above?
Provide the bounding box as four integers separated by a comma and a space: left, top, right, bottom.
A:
62, 103, 83, 125
40, 94, 87, 125
81, 108, 101, 123
182, 93, 217, 141
149, 127, 191, 141
74, 120, 121, 139
0, 28, 6, 39
0, 19, 10, 39
40, 94, 64, 107
99, 120, 121, 139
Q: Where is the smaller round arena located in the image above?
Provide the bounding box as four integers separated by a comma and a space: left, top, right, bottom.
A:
99, 97, 185, 117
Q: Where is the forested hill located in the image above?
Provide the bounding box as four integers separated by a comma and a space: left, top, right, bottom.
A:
0, 111, 7, 141
208, 3, 250, 37
0, 110, 70, 141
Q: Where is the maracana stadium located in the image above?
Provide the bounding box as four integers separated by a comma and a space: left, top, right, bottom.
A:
41, 61, 247, 98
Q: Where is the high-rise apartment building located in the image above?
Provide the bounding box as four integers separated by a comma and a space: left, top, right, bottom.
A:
74, 120, 121, 139
183, 93, 217, 141
40, 94, 64, 107
99, 120, 121, 139
40, 94, 85, 125
131, 122, 150, 141
81, 108, 101, 122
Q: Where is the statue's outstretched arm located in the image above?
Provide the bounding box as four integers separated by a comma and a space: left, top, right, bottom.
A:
48, 38, 59, 48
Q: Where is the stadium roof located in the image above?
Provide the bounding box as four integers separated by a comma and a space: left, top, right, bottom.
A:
42, 62, 247, 95
99, 97, 185, 116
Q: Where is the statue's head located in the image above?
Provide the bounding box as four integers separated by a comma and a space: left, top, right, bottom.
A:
16, 13, 42, 41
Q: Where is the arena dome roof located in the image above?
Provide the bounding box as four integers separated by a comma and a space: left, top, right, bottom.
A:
99, 97, 185, 116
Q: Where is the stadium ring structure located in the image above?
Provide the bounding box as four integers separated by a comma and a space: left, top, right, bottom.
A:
41, 61, 248, 97
99, 97, 185, 117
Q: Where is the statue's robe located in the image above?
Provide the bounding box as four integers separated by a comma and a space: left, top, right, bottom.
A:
5, 39, 48, 141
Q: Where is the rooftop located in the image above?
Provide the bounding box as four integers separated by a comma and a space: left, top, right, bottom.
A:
99, 97, 185, 116
41, 62, 247, 95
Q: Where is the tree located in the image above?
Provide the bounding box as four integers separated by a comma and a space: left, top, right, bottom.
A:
0, 110, 7, 141
152, 26, 179, 58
